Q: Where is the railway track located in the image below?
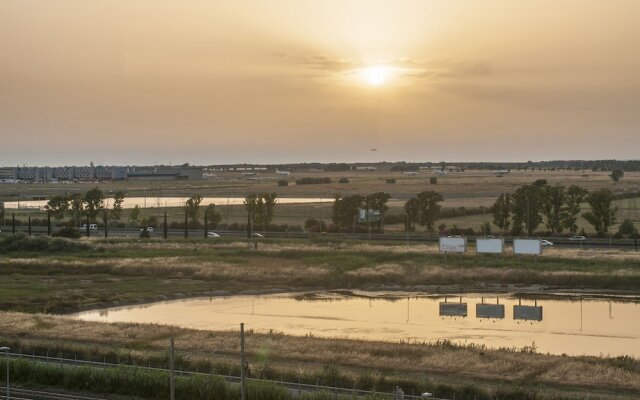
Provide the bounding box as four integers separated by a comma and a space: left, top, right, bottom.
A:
0, 387, 108, 400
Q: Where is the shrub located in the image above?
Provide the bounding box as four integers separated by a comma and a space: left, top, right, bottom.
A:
385, 178, 396, 184
52, 226, 82, 239
429, 177, 438, 184
338, 178, 349, 184
278, 180, 289, 187
0, 233, 89, 252
618, 219, 636, 236
295, 177, 332, 185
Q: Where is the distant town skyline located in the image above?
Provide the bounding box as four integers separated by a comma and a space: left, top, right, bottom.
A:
1, 1, 639, 166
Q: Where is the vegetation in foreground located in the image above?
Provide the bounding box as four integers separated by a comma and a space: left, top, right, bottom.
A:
1, 312, 639, 400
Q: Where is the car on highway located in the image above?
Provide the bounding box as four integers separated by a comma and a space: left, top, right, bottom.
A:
139, 226, 154, 232
207, 231, 220, 238
81, 224, 98, 230
541, 239, 554, 246
569, 235, 586, 241
252, 232, 264, 237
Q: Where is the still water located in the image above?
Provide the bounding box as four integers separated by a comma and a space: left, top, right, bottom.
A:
72, 292, 640, 357
4, 197, 333, 210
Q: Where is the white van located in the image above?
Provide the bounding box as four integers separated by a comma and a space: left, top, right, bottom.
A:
81, 224, 98, 230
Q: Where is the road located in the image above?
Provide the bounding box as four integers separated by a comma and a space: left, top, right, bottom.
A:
2, 225, 638, 250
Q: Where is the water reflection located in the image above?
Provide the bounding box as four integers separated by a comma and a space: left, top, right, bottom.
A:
72, 292, 640, 357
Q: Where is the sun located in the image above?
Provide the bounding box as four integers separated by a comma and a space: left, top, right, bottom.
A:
358, 65, 396, 86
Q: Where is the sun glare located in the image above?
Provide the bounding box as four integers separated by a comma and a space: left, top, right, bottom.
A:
358, 65, 396, 86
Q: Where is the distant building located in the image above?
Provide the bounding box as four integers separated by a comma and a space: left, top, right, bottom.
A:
2, 165, 203, 182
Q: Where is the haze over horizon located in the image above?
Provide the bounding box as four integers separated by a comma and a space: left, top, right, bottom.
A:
1, 0, 639, 166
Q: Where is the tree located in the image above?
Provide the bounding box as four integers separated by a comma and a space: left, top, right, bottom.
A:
243, 193, 260, 236
511, 184, 544, 236
364, 192, 391, 228
610, 169, 624, 182
84, 188, 105, 223
130, 205, 141, 222
404, 198, 420, 231
68, 193, 84, 227
492, 193, 512, 234
562, 185, 588, 234
414, 191, 444, 232
111, 191, 125, 220
541, 185, 566, 234
45, 195, 70, 221
204, 204, 222, 229
582, 189, 617, 235
260, 193, 278, 231
184, 195, 203, 225
332, 194, 364, 231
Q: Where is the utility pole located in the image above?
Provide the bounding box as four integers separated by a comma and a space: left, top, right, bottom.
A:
11, 213, 15, 234
240, 323, 246, 400
47, 211, 51, 236
204, 210, 208, 239
28, 216, 31, 236
184, 210, 188, 239
103, 210, 108, 239
163, 211, 168, 240
169, 337, 175, 400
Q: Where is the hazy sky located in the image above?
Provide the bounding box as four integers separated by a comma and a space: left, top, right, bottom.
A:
1, 0, 639, 166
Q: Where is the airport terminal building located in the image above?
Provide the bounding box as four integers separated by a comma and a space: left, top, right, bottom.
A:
0, 165, 203, 182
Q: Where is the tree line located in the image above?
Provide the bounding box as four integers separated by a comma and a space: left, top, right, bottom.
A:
492, 180, 637, 237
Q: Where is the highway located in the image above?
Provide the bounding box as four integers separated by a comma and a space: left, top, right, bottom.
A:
2, 225, 638, 250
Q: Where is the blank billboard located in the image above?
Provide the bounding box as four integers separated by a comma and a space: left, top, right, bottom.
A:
476, 238, 504, 254
476, 303, 505, 319
439, 237, 467, 253
513, 239, 542, 255
439, 302, 468, 317
514, 305, 543, 321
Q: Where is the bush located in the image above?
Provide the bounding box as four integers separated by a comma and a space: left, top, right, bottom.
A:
295, 177, 332, 185
385, 178, 396, 184
277, 180, 289, 187
618, 219, 636, 236
338, 178, 349, 184
0, 233, 89, 252
429, 177, 438, 184
52, 226, 82, 239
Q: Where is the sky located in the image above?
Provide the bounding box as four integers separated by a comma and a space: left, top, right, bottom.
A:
1, 0, 639, 166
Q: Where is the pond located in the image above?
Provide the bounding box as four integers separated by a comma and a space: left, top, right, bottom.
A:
72, 292, 640, 357
3, 197, 333, 210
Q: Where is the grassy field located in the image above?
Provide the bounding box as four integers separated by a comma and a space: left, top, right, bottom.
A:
0, 236, 639, 398
1, 236, 639, 314
3, 170, 639, 234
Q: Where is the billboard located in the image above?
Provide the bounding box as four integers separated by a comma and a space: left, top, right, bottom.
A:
514, 305, 543, 321
476, 303, 505, 319
439, 237, 467, 253
513, 239, 542, 255
476, 238, 504, 254
439, 302, 468, 317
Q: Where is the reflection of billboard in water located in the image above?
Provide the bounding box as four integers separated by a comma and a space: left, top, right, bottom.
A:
439, 302, 468, 317
514, 305, 543, 321
476, 303, 505, 319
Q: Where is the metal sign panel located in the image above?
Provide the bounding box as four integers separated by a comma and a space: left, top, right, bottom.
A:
476, 238, 504, 254
439, 302, 468, 317
439, 237, 467, 253
476, 303, 505, 319
514, 305, 543, 321
513, 239, 542, 255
